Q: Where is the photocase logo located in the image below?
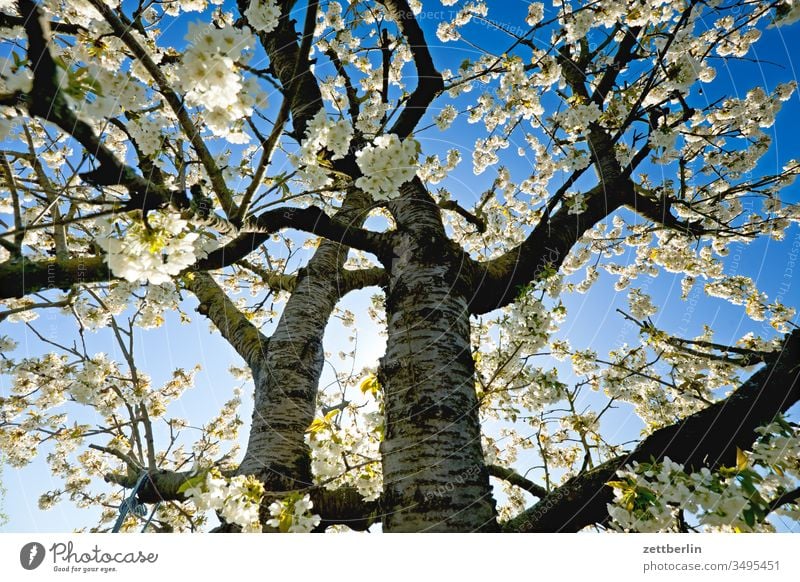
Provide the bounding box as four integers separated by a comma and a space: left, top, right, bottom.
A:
20, 542, 46, 570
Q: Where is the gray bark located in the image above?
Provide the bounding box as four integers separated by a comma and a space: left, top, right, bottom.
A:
379, 180, 497, 532
237, 189, 376, 490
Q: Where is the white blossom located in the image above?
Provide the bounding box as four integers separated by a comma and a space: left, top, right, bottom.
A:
96, 211, 210, 285
355, 134, 419, 200
244, 0, 281, 33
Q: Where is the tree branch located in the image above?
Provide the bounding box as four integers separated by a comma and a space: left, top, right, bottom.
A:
0, 297, 72, 322
438, 199, 487, 233
376, 0, 444, 138
313, 487, 380, 532
233, 0, 320, 223
201, 204, 391, 269
0, 255, 110, 300
617, 310, 776, 366
325, 48, 360, 124
238, 259, 298, 293
467, 179, 631, 314
238, 0, 324, 140
88, 443, 142, 472
488, 464, 547, 498
466, 13, 702, 314
17, 0, 189, 210
0, 201, 387, 300
768, 487, 800, 514
0, 10, 83, 34
183, 271, 269, 367
503, 328, 800, 532
628, 188, 707, 237
239, 259, 385, 296
340, 266, 386, 294
591, 26, 641, 106
103, 468, 194, 504
468, 85, 633, 315
104, 468, 380, 530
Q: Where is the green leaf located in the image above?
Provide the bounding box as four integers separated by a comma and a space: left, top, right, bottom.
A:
307, 409, 340, 434
740, 476, 757, 496
177, 472, 207, 494
278, 510, 293, 533
637, 488, 657, 504
742, 507, 755, 528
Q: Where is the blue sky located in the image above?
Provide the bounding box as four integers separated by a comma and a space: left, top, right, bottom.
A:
2, 1, 799, 532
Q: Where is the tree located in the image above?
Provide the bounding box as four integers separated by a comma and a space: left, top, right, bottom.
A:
0, 458, 7, 527
0, 0, 799, 533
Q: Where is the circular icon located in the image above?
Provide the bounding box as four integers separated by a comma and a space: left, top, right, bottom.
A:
20, 542, 46, 570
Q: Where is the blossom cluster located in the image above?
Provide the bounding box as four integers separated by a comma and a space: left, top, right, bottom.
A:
183, 469, 265, 532
306, 405, 383, 502
293, 109, 355, 190
177, 23, 264, 142
417, 149, 461, 184
355, 134, 420, 200
68, 354, 123, 414
608, 418, 800, 532
303, 109, 354, 160
97, 211, 215, 285
266, 493, 322, 533
244, 0, 281, 33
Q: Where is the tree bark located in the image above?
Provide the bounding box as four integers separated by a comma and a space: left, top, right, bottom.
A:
186, 272, 269, 367
379, 180, 497, 531
237, 189, 375, 491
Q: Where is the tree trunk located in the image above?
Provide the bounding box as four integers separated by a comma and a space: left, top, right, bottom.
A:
238, 190, 372, 490
379, 181, 497, 532
237, 241, 344, 488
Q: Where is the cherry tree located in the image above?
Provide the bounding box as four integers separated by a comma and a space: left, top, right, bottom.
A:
0, 0, 799, 533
